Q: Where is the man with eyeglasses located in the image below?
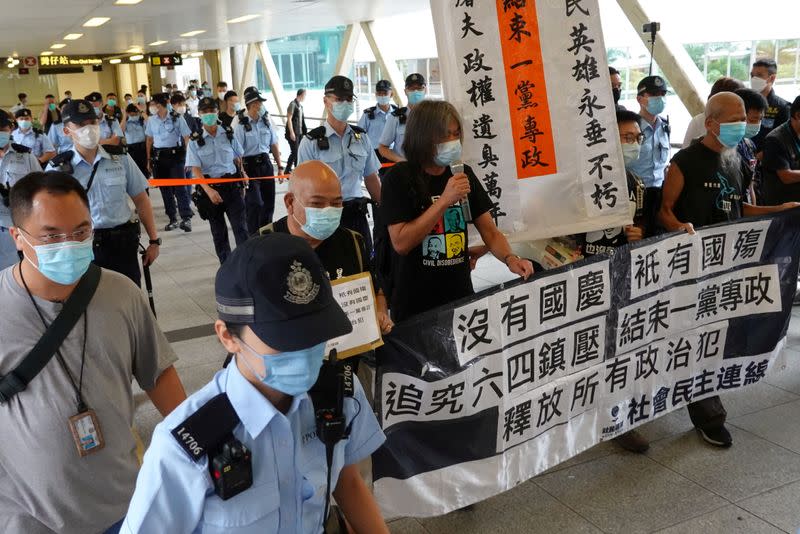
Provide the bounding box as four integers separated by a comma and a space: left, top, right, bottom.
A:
0, 171, 185, 534
298, 75, 381, 252
47, 99, 161, 287
577, 109, 653, 453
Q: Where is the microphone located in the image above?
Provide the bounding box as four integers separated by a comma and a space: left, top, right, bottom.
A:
450, 161, 472, 222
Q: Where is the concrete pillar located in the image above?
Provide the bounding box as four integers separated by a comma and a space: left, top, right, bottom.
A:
255, 40, 288, 116
116, 64, 134, 97
360, 20, 406, 107
616, 0, 708, 116
203, 51, 221, 87
237, 44, 257, 93
220, 47, 235, 89
333, 24, 361, 79
149, 65, 162, 94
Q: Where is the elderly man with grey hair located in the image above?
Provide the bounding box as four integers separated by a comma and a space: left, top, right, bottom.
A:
659, 91, 799, 448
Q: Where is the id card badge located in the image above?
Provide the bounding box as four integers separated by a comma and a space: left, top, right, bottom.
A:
68, 409, 105, 457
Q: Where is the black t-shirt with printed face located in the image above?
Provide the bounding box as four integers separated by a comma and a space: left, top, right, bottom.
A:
381, 162, 493, 322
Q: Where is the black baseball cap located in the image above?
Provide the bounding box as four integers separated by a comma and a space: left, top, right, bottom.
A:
215, 234, 352, 351
637, 75, 667, 96
324, 75, 356, 99
14, 108, 31, 118
198, 96, 219, 112
62, 99, 98, 125
243, 86, 266, 105
405, 73, 426, 88
376, 80, 391, 92
0, 110, 12, 128
85, 91, 103, 103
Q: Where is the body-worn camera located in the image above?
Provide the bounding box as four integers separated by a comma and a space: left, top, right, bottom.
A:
210, 439, 253, 501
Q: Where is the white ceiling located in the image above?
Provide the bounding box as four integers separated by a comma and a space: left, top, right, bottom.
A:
2, 0, 430, 57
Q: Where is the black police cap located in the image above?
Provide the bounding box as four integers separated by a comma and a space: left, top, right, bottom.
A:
85, 91, 103, 103
243, 86, 266, 105
13, 108, 32, 118
324, 75, 355, 99
405, 73, 426, 88
62, 99, 97, 125
215, 233, 352, 352
198, 96, 219, 112
637, 75, 667, 95
376, 80, 392, 92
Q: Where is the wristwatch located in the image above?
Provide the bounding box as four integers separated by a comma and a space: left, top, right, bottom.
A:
504, 254, 521, 265
149, 238, 162, 246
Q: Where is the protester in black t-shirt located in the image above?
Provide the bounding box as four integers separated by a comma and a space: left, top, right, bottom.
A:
761, 96, 800, 205
381, 100, 534, 322
660, 92, 798, 448
749, 58, 791, 152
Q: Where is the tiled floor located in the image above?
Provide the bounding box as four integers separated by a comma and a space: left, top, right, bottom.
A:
134, 193, 800, 534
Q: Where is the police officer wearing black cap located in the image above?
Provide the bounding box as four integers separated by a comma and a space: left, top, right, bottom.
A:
47, 99, 161, 286
123, 233, 389, 533
0, 109, 42, 270
232, 86, 283, 235
298, 75, 381, 253
378, 73, 426, 163
146, 92, 195, 232
187, 97, 248, 263
357, 80, 396, 163
85, 91, 123, 146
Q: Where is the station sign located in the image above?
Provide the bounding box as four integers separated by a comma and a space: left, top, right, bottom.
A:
150, 54, 183, 67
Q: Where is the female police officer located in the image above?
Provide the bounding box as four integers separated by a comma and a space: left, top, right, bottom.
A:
122, 233, 389, 533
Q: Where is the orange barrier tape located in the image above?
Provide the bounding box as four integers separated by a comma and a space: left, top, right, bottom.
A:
148, 162, 397, 188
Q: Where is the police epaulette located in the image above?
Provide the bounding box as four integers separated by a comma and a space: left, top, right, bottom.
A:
364, 106, 377, 120
103, 144, 127, 156
306, 126, 326, 140
49, 150, 74, 173
391, 106, 408, 117
171, 393, 241, 462
350, 125, 365, 135
190, 130, 205, 147
223, 125, 234, 142
10, 143, 30, 153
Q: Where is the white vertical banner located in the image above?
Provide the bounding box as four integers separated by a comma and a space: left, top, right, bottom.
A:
431, 0, 631, 241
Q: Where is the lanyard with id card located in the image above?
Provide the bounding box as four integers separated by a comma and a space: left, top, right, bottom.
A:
19, 263, 105, 457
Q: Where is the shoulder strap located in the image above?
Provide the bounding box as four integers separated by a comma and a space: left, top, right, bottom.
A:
223, 125, 234, 142
348, 229, 365, 272
85, 159, 102, 191
10, 143, 30, 153
307, 126, 326, 140
258, 222, 275, 236
171, 393, 240, 461
0, 263, 102, 404
365, 106, 376, 120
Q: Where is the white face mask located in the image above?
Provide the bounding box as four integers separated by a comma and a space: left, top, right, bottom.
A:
148, 105, 158, 115
175, 106, 187, 115
70, 124, 101, 150
750, 76, 768, 93
621, 142, 642, 166
218, 92, 227, 100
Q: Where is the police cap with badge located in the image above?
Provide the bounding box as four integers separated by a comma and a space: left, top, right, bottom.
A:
637, 75, 667, 96
376, 79, 391, 92
405, 73, 426, 88
325, 75, 356, 100
84, 91, 103, 104
243, 86, 266, 106
61, 99, 97, 126
171, 234, 353, 501
198, 96, 219, 112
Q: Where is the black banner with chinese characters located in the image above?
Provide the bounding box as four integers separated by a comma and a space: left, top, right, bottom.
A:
373, 209, 800, 517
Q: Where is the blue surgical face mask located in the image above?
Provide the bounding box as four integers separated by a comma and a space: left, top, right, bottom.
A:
201, 113, 218, 127
239, 339, 326, 396
233, 102, 242, 112
136, 96, 146, 105
0, 132, 10, 148
94, 106, 103, 117
434, 139, 463, 167
331, 101, 354, 122
21, 234, 94, 285
17, 120, 31, 130
167, 103, 174, 112
744, 122, 761, 139
128, 115, 140, 123
715, 120, 747, 148
646, 95, 666, 115
292, 198, 343, 241
376, 95, 391, 106
407, 90, 425, 105
622, 142, 642, 166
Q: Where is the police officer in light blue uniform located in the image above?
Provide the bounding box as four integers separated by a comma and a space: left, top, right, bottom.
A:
146, 92, 195, 231
233, 86, 283, 235
298, 75, 381, 252
12, 108, 56, 166
0, 110, 42, 269
186, 97, 248, 264
357, 80, 396, 163
378, 73, 427, 163
628, 75, 672, 230
48, 99, 74, 154
123, 103, 149, 178
122, 233, 388, 534
47, 99, 161, 286
85, 92, 124, 146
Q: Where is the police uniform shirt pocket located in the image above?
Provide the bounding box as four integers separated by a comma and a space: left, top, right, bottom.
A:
200, 482, 281, 533
346, 137, 369, 175
99, 170, 127, 202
